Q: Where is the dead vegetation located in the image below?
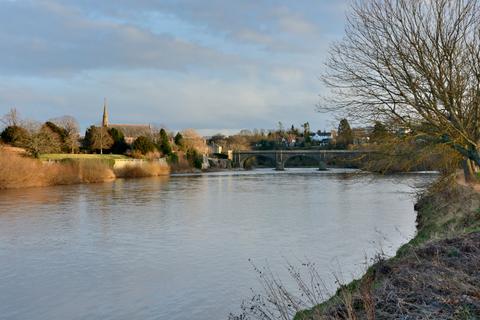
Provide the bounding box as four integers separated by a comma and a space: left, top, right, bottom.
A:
290, 232, 480, 320
114, 161, 170, 178
0, 150, 170, 189
169, 151, 202, 173
0, 151, 115, 189
360, 137, 462, 175
370, 233, 480, 319
312, 183, 480, 319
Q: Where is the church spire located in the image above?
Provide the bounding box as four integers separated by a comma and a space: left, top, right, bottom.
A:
102, 98, 109, 127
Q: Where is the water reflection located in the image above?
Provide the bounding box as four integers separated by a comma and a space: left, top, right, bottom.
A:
0, 169, 435, 320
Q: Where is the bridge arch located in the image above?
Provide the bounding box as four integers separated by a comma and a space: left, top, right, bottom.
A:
277, 153, 327, 171
239, 154, 276, 169
283, 154, 326, 170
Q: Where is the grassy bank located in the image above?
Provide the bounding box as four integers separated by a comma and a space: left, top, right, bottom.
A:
295, 181, 480, 319
0, 152, 169, 189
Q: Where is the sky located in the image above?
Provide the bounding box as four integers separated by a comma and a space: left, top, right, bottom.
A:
0, 0, 349, 135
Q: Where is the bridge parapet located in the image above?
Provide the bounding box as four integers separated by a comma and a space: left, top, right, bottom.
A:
232, 150, 367, 170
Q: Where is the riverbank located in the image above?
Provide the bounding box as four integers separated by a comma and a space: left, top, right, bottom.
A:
296, 178, 480, 319
0, 151, 170, 189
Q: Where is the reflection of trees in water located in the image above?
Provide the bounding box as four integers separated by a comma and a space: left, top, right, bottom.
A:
80, 177, 172, 239
85, 176, 172, 212
0, 185, 78, 214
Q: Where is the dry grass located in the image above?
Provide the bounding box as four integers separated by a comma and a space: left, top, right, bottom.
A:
76, 160, 115, 183
0, 152, 115, 189
0, 144, 27, 155
0, 149, 172, 189
0, 151, 53, 188
114, 161, 170, 178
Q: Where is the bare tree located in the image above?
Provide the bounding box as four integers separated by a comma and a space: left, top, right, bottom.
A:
90, 126, 113, 155
1, 108, 21, 127
181, 129, 209, 154
51, 115, 80, 153
321, 0, 480, 180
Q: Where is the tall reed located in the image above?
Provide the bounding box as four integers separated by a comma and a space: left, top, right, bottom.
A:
0, 152, 115, 189
114, 162, 170, 178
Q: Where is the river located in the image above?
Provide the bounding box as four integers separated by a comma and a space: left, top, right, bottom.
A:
0, 169, 434, 320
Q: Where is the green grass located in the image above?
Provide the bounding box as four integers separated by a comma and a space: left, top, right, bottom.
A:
39, 154, 129, 161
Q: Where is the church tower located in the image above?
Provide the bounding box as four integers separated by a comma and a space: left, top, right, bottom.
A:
102, 98, 109, 127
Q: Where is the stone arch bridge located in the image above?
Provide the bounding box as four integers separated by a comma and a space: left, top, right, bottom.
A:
232, 150, 368, 170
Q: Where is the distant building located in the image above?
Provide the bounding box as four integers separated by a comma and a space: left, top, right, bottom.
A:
312, 130, 334, 145
352, 127, 373, 145
209, 142, 223, 154
101, 99, 152, 144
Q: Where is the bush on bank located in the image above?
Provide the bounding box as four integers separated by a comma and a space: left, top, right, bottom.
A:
114, 162, 170, 178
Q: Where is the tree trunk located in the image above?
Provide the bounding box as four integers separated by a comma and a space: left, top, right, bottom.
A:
462, 159, 476, 182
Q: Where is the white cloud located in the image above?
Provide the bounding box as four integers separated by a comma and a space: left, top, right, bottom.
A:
0, 0, 348, 131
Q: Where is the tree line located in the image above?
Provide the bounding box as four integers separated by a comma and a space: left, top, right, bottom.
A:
0, 109, 206, 169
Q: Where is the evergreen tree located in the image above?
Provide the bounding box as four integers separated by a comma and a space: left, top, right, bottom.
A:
108, 127, 128, 154
174, 132, 184, 147
0, 125, 29, 146
132, 136, 156, 155
337, 118, 354, 148
158, 128, 172, 155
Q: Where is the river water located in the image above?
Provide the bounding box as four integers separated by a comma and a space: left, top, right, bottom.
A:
0, 169, 434, 320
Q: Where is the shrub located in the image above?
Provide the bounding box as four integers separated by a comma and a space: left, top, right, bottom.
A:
169, 152, 194, 173
186, 148, 203, 169
132, 136, 156, 155
167, 153, 179, 164
24, 129, 63, 157
114, 161, 170, 178
0, 126, 29, 146
76, 160, 115, 183
144, 151, 161, 160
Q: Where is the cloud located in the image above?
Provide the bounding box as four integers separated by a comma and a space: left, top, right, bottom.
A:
0, 0, 244, 76
0, 0, 348, 132
65, 0, 344, 51
274, 8, 319, 35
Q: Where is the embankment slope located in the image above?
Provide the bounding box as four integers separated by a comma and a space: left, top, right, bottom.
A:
297, 183, 480, 319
